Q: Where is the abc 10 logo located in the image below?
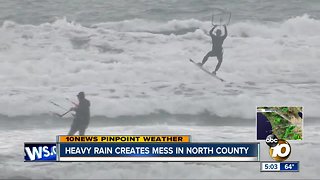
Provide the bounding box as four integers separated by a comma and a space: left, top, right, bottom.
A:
266, 134, 291, 161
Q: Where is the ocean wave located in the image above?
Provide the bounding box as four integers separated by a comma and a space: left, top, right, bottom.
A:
91, 18, 208, 35
89, 14, 320, 37
2, 14, 319, 40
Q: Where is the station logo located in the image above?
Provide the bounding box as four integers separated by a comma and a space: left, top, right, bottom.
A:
24, 143, 56, 161
266, 134, 291, 161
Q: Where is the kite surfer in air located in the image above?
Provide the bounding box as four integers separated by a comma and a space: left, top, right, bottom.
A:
198, 24, 228, 75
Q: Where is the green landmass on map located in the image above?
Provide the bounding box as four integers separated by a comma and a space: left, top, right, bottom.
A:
258, 106, 303, 140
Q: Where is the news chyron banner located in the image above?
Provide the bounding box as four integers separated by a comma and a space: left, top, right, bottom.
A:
25, 135, 260, 162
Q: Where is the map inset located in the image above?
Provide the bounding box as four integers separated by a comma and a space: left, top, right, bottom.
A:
257, 106, 303, 140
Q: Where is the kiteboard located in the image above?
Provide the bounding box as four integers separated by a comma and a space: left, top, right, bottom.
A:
189, 59, 225, 82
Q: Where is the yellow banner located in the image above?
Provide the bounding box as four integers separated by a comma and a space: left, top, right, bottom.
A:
58, 135, 190, 143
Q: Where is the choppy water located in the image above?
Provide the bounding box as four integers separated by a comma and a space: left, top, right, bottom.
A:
0, 0, 319, 122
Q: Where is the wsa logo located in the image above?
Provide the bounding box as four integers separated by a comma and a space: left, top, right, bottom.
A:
24, 143, 56, 161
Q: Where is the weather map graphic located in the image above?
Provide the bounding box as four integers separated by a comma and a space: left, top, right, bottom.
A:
257, 107, 303, 140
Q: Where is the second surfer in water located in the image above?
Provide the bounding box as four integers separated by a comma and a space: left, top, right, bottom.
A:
199, 24, 227, 75
68, 92, 90, 135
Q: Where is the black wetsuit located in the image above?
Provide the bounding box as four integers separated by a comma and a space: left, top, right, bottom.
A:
69, 98, 90, 135
210, 32, 226, 60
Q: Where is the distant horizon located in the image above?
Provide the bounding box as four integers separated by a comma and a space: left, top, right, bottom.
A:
1, 0, 319, 25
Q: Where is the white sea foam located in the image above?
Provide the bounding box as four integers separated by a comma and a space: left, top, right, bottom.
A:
0, 15, 319, 119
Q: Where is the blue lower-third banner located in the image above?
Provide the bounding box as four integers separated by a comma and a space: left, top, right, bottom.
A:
58, 143, 260, 162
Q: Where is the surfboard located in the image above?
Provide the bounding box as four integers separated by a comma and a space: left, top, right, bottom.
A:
189, 59, 225, 82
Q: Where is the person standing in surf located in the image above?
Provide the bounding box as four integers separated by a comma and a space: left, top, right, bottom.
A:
68, 92, 90, 135
199, 24, 227, 74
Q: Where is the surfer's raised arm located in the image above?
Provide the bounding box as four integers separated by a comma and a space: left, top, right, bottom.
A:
209, 25, 218, 37
223, 25, 228, 39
